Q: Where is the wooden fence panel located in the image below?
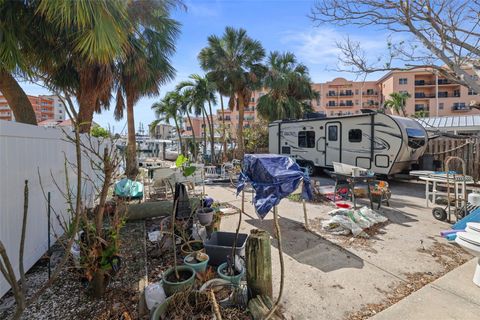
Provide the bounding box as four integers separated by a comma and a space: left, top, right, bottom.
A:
424, 137, 480, 181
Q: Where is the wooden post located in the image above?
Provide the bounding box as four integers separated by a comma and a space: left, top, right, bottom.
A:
302, 199, 310, 231
246, 229, 273, 299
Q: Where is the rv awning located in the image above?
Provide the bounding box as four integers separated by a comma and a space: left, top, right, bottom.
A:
415, 115, 480, 133
236, 154, 312, 218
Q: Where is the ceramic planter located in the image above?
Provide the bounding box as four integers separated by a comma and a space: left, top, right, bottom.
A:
161, 265, 196, 297
217, 262, 244, 285
184, 252, 209, 273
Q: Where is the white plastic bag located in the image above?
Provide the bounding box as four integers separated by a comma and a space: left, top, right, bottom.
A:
145, 282, 166, 311
322, 215, 363, 236
148, 231, 162, 242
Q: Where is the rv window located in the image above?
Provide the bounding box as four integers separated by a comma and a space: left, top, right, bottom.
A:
406, 128, 426, 149
281, 146, 291, 154
328, 126, 337, 141
298, 131, 315, 148
349, 129, 362, 142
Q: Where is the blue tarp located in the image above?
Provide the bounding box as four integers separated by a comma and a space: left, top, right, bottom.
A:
236, 154, 313, 219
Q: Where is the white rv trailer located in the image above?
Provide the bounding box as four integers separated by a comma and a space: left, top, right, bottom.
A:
268, 112, 428, 175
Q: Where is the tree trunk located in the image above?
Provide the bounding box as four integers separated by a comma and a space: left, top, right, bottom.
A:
236, 93, 245, 159
77, 93, 96, 133
204, 103, 214, 164
220, 95, 228, 161
126, 96, 138, 179
186, 112, 197, 160
0, 69, 37, 125
174, 118, 183, 154
91, 268, 106, 298
207, 100, 216, 164
202, 108, 207, 160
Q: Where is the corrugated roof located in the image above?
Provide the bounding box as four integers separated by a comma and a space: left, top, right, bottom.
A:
415, 115, 480, 131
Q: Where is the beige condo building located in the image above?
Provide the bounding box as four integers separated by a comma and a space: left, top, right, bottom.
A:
213, 67, 480, 138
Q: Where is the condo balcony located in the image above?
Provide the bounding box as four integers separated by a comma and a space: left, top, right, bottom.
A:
415, 92, 461, 99
414, 79, 458, 86
362, 91, 378, 96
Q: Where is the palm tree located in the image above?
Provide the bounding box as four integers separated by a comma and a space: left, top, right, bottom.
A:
177, 74, 217, 163
384, 92, 410, 117
257, 51, 317, 122
114, 1, 180, 179
0, 0, 130, 128
199, 27, 266, 158
152, 91, 185, 153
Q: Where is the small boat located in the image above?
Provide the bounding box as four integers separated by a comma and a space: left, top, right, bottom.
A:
114, 178, 144, 199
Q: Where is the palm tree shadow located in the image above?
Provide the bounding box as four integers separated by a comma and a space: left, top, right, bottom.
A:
244, 216, 364, 273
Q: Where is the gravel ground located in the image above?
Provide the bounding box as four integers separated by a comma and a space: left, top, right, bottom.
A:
0, 221, 147, 320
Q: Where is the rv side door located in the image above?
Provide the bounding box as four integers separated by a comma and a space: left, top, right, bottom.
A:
325, 122, 341, 166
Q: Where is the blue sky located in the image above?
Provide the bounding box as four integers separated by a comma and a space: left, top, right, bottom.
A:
20, 0, 389, 132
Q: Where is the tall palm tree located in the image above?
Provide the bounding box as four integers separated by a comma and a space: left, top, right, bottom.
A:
198, 27, 266, 158
0, 0, 130, 128
257, 51, 317, 122
114, 1, 180, 179
384, 92, 410, 117
177, 74, 217, 163
175, 87, 201, 160
152, 91, 185, 153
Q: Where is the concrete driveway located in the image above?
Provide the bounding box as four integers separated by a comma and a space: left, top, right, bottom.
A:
204, 177, 473, 319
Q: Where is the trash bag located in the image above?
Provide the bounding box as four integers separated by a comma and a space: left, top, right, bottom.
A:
145, 282, 166, 310
322, 215, 364, 236
174, 183, 191, 220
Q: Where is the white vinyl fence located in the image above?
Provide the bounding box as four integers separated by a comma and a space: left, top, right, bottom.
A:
0, 120, 101, 297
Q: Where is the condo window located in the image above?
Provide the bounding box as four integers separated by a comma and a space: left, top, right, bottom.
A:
298, 131, 315, 148
415, 104, 425, 111
348, 129, 362, 143
439, 103, 444, 110
399, 78, 408, 85
468, 89, 478, 95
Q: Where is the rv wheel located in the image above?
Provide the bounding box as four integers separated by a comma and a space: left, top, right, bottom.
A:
303, 162, 316, 176
432, 207, 447, 221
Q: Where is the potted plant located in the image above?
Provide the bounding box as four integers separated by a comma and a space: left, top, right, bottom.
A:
161, 155, 198, 297
199, 278, 234, 307
196, 207, 214, 226
161, 265, 196, 297
217, 261, 245, 285
184, 251, 209, 273
180, 239, 204, 256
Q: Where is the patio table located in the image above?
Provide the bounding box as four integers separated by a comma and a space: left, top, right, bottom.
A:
329, 172, 375, 209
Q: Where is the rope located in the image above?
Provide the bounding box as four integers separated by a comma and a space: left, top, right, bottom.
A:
424, 141, 472, 155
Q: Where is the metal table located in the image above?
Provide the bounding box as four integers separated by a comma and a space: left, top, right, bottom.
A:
419, 175, 474, 207
329, 172, 375, 209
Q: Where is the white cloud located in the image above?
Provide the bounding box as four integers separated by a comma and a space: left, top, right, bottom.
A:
280, 27, 387, 66
186, 0, 220, 18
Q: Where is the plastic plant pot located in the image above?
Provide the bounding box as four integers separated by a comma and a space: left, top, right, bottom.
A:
196, 207, 214, 226
199, 278, 233, 308
161, 265, 196, 297
217, 262, 244, 285
183, 253, 209, 273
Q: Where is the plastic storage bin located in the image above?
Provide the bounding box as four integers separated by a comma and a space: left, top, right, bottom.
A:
203, 231, 248, 266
